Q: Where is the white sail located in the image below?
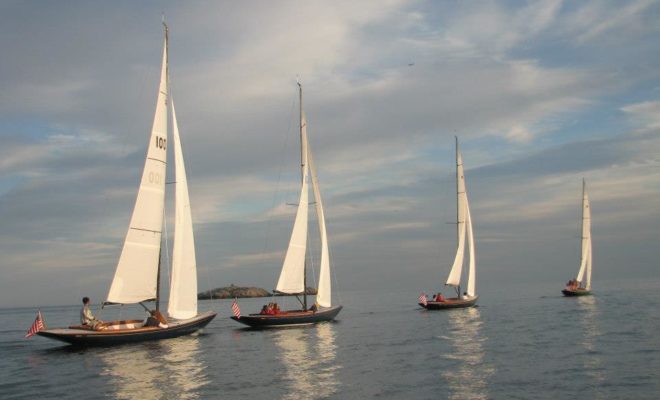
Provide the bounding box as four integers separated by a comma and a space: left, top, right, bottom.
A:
308, 137, 331, 307
446, 150, 467, 287
576, 182, 592, 289
167, 99, 198, 319
465, 196, 476, 297
275, 113, 309, 294
107, 36, 168, 305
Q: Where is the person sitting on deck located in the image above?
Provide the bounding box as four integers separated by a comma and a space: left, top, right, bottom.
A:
272, 303, 281, 314
310, 303, 319, 312
434, 293, 445, 302
80, 297, 103, 329
144, 310, 169, 328
266, 303, 276, 315
260, 305, 269, 315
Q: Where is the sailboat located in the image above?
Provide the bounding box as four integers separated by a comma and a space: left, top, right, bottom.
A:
38, 24, 216, 345
420, 137, 478, 310
231, 82, 342, 327
562, 179, 593, 297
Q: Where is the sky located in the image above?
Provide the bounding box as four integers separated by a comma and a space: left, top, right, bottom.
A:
1, 0, 659, 308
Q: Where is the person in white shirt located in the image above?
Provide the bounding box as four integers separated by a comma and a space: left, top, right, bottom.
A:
80, 297, 102, 328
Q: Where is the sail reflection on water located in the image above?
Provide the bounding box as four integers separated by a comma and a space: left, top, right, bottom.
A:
273, 323, 340, 399
577, 296, 604, 397
98, 337, 208, 400
442, 308, 493, 400
315, 323, 340, 393
160, 336, 210, 399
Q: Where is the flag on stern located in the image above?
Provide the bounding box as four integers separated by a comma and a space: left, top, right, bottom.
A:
418, 293, 428, 306
231, 298, 241, 319
25, 311, 45, 338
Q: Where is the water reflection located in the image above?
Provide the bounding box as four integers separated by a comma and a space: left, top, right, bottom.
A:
160, 336, 209, 399
272, 323, 340, 399
577, 296, 604, 397
442, 308, 493, 400
98, 343, 163, 400
98, 336, 208, 400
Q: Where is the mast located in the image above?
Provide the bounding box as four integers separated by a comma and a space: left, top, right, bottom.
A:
455, 136, 459, 245
156, 21, 169, 312
275, 80, 312, 304
581, 178, 585, 279
454, 137, 461, 297
156, 252, 162, 311
446, 137, 467, 295
298, 80, 308, 311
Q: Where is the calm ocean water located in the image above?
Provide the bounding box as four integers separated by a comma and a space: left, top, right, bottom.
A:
1, 278, 659, 399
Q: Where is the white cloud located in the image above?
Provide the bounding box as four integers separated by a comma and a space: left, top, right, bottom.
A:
223, 250, 284, 269
621, 101, 660, 131
566, 0, 658, 45
1, 1, 660, 306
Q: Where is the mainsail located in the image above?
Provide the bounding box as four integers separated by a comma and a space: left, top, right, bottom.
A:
575, 180, 592, 290
167, 99, 198, 319
445, 142, 476, 296
276, 112, 310, 294
107, 36, 168, 305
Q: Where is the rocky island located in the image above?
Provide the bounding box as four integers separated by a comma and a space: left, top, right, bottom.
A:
198, 284, 318, 299
198, 284, 269, 299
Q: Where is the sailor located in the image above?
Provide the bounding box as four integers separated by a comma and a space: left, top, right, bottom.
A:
80, 297, 102, 328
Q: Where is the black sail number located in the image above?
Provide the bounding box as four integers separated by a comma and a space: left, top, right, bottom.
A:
155, 136, 167, 150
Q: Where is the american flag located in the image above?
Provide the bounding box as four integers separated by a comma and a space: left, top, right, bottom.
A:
25, 311, 45, 338
231, 298, 241, 319
418, 293, 428, 306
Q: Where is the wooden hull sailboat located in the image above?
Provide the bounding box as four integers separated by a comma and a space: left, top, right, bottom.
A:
37, 312, 216, 346
420, 296, 479, 310
561, 288, 591, 297
231, 82, 341, 328
231, 306, 342, 328
420, 137, 478, 311
562, 180, 593, 297
38, 24, 216, 345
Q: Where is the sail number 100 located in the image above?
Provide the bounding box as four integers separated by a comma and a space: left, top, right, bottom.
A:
155, 136, 167, 150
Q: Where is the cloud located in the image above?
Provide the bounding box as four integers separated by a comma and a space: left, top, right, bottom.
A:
564, 0, 659, 45
621, 101, 660, 131
223, 250, 284, 269
1, 1, 660, 306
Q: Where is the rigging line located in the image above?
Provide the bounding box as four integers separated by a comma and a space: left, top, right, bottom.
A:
260, 91, 297, 267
